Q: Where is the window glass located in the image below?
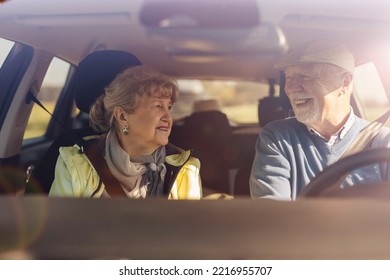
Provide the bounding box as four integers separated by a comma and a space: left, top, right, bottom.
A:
174, 79, 278, 124
24, 57, 71, 139
353, 62, 390, 126
0, 37, 14, 68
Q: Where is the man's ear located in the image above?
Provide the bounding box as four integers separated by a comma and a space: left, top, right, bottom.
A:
342, 72, 353, 88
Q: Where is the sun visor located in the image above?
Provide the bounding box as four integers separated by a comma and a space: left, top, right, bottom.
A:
139, 0, 287, 60
140, 0, 260, 28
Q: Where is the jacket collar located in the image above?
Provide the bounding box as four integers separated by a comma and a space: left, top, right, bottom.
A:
165, 143, 192, 167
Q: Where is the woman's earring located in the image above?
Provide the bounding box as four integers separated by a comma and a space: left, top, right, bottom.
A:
122, 124, 129, 135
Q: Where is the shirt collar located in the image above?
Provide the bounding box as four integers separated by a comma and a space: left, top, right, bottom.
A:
307, 107, 355, 145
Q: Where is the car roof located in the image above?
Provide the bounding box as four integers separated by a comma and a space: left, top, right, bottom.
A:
1, 0, 390, 87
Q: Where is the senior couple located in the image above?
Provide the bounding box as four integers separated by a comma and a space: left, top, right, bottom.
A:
49, 40, 390, 200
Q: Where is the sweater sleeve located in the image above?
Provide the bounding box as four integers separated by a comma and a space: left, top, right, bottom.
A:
249, 127, 293, 200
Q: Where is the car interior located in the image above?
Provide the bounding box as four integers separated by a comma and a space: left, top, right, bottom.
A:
19, 50, 293, 197
1, 0, 390, 259
1, 0, 388, 198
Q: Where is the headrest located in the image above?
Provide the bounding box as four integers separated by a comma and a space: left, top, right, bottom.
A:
274, 40, 355, 73
192, 99, 221, 113
74, 50, 142, 113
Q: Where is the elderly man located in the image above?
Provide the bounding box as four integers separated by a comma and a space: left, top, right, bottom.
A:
249, 40, 390, 200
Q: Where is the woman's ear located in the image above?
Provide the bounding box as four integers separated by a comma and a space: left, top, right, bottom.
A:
113, 106, 127, 125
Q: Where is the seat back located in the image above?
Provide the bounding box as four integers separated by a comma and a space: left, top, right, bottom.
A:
258, 96, 284, 127
258, 76, 293, 127
25, 50, 142, 194
235, 73, 293, 196
233, 150, 254, 197
170, 107, 233, 195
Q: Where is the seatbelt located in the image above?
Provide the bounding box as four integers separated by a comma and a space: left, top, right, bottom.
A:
26, 91, 86, 153
84, 137, 127, 197
85, 139, 180, 198
27, 91, 125, 196
300, 108, 390, 197
342, 108, 390, 158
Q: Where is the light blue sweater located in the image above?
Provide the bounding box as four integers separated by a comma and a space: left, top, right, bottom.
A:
250, 116, 390, 200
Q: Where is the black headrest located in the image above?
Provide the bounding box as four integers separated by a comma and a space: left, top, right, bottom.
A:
74, 50, 142, 113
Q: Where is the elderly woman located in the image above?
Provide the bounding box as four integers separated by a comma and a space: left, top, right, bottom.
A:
49, 65, 202, 199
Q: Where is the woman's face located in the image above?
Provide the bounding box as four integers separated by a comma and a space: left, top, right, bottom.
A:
123, 90, 173, 155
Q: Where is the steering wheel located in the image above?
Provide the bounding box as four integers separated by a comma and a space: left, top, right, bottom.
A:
299, 148, 390, 198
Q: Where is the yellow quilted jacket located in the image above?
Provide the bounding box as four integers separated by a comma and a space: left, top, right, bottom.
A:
49, 140, 202, 199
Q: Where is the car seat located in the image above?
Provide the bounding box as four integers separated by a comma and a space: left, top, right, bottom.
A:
170, 99, 234, 195
258, 78, 288, 127
25, 50, 142, 194
233, 73, 292, 196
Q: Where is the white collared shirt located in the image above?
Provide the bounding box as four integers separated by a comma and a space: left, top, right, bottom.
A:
307, 107, 356, 146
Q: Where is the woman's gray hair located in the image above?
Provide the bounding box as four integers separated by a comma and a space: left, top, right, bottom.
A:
89, 65, 178, 132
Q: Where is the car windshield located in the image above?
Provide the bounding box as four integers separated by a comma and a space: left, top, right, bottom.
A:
1, 0, 390, 273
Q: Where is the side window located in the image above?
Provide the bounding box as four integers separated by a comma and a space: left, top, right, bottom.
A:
353, 62, 389, 126
0, 37, 14, 67
24, 57, 71, 139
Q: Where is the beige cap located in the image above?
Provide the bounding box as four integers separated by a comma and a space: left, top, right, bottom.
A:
274, 40, 355, 73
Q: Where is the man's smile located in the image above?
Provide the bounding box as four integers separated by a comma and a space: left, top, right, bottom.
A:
293, 98, 313, 106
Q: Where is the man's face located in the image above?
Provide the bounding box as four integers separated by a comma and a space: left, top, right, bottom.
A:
284, 64, 347, 128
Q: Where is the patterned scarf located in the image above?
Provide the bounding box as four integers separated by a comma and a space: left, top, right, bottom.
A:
104, 131, 166, 198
